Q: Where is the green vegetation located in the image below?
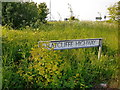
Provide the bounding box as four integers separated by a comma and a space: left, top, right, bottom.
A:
107, 1, 120, 21
2, 2, 48, 29
2, 21, 119, 88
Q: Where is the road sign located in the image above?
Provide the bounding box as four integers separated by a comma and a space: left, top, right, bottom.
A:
38, 38, 102, 59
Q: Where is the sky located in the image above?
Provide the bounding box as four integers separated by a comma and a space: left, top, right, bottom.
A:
32, 0, 119, 21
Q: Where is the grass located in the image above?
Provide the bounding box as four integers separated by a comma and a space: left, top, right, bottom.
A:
2, 21, 119, 88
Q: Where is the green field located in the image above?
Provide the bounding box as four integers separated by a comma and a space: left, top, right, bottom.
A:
2, 21, 119, 88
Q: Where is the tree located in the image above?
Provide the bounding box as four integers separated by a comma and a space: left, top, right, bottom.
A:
2, 2, 49, 29
117, 1, 120, 21
37, 2, 49, 23
107, 2, 119, 21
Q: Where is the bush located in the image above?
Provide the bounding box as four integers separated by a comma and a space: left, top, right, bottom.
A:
17, 45, 66, 88
16, 45, 117, 88
2, 2, 48, 29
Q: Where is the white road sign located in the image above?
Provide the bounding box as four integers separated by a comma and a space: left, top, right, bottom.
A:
38, 38, 102, 50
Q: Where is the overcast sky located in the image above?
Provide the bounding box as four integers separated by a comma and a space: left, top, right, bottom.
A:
33, 0, 119, 21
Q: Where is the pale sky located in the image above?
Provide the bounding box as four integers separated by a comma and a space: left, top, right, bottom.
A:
33, 0, 119, 21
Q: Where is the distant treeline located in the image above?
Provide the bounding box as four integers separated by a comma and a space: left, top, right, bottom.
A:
2, 2, 49, 29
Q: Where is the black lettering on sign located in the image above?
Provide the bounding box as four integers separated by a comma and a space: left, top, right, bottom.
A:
85, 40, 96, 46
64, 42, 67, 47
75, 41, 82, 46
86, 40, 92, 45
56, 42, 63, 48
63, 41, 73, 47
68, 42, 73, 47
51, 43, 56, 48
81, 41, 85, 46
91, 40, 96, 45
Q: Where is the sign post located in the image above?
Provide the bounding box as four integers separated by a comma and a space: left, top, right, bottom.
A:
98, 39, 102, 60
38, 38, 102, 60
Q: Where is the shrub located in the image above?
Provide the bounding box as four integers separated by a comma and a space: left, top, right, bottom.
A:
16, 45, 117, 88
17, 45, 67, 88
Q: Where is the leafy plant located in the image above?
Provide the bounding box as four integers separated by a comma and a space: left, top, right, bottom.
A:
2, 21, 119, 88
2, 2, 48, 29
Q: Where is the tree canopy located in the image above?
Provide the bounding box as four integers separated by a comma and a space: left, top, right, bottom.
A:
107, 1, 120, 21
2, 2, 49, 29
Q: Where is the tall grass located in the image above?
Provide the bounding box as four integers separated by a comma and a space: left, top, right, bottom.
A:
2, 21, 119, 88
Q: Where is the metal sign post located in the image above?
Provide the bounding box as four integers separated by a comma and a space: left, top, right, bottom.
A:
98, 39, 102, 60
38, 38, 102, 60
